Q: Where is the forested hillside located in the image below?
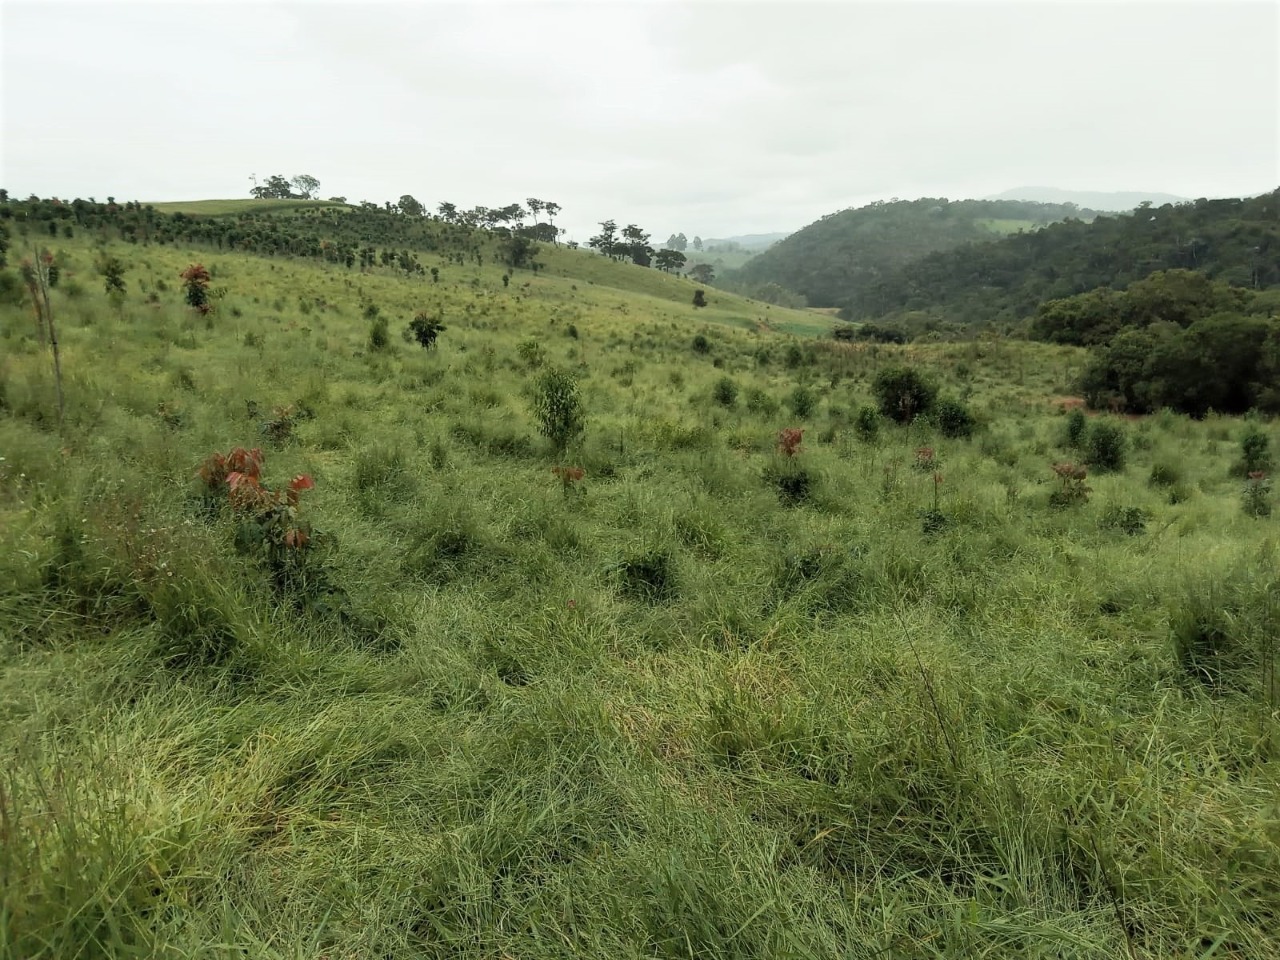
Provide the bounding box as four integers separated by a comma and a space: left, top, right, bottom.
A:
725, 198, 1093, 307
845, 190, 1280, 325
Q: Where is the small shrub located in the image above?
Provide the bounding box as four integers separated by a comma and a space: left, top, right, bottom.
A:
787, 386, 817, 419
691, 334, 710, 354
408, 312, 446, 349
531, 367, 585, 452
873, 366, 937, 423
854, 405, 881, 442
745, 388, 779, 415
1064, 408, 1088, 448
517, 338, 546, 368
712, 377, 738, 407
934, 397, 975, 438
1084, 420, 1126, 472
1243, 472, 1272, 517
1148, 461, 1181, 487
367, 313, 390, 352
260, 405, 296, 446
1049, 462, 1091, 507
1234, 424, 1273, 477
777, 427, 804, 457
180, 263, 211, 314
1100, 505, 1149, 536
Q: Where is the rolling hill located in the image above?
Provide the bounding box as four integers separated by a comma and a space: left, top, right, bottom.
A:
844, 188, 1280, 326
723, 197, 1094, 308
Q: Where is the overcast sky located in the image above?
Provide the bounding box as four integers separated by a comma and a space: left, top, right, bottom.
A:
2, 0, 1276, 240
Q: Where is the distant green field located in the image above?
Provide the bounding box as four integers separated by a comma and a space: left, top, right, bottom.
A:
148, 198, 351, 216
974, 217, 1042, 235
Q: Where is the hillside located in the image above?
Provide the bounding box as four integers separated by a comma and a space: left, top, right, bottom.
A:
2, 193, 1280, 958
724, 197, 1094, 308
845, 188, 1280, 326
2, 195, 828, 337
149, 198, 353, 216
986, 187, 1189, 211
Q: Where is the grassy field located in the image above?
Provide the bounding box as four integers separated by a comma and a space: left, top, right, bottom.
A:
147, 199, 352, 216
1, 232, 1277, 958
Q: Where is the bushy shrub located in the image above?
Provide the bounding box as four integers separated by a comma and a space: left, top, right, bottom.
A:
1243, 472, 1272, 518
873, 366, 937, 423
745, 388, 779, 415
1148, 461, 1181, 487
1084, 420, 1127, 472
854, 405, 881, 441
1235, 423, 1273, 477
787, 386, 817, 419
712, 377, 738, 407
1100, 505, 1149, 536
367, 309, 390, 352
934, 397, 975, 438
1048, 462, 1091, 507
408, 312, 446, 349
691, 334, 710, 354
1064, 408, 1088, 448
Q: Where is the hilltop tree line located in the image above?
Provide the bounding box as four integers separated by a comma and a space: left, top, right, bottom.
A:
249, 174, 321, 200
0, 192, 551, 283
586, 220, 713, 283
842, 190, 1280, 326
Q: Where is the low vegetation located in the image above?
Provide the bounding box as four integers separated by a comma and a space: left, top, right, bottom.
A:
1, 196, 1278, 959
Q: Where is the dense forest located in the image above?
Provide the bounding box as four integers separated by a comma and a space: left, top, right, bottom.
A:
843, 190, 1280, 326
724, 197, 1094, 308
1028, 269, 1280, 416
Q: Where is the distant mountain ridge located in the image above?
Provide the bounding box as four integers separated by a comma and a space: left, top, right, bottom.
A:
724, 197, 1089, 307
986, 187, 1189, 211
702, 232, 790, 251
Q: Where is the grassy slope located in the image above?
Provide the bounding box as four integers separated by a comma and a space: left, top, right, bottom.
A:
148, 199, 351, 216
1, 234, 1278, 958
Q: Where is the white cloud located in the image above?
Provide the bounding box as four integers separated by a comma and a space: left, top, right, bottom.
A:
2, 0, 1275, 239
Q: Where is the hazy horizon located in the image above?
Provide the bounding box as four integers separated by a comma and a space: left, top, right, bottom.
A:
3, 1, 1276, 241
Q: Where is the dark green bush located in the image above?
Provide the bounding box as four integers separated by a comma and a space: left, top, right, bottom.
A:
934, 397, 975, 438
873, 366, 937, 423
691, 334, 710, 354
1064, 408, 1088, 448
854, 405, 881, 441
1234, 424, 1273, 477
787, 386, 817, 419
1084, 420, 1127, 472
1100, 505, 1149, 536
712, 377, 738, 407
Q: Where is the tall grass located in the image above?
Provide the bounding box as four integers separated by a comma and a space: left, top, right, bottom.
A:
0, 233, 1276, 957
